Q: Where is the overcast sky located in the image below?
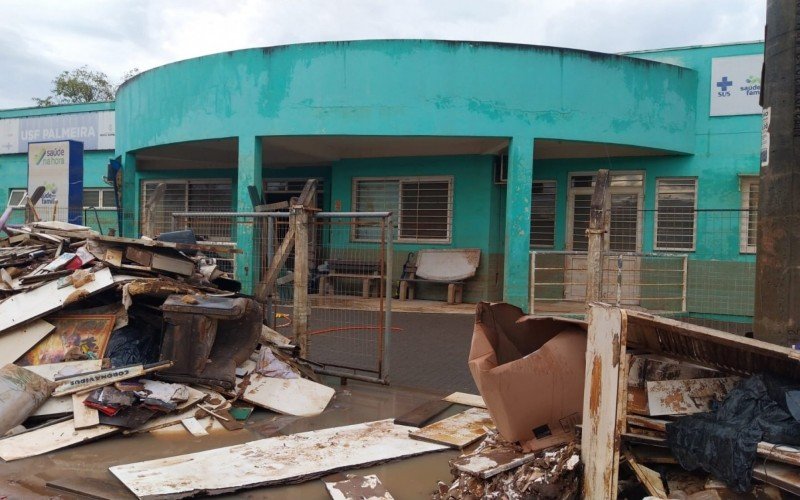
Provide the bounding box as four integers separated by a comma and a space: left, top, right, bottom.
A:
0, 0, 766, 109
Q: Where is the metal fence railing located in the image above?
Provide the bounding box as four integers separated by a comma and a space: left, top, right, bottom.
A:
171, 211, 394, 384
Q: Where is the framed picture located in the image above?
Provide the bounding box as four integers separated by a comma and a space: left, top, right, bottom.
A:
17, 314, 116, 366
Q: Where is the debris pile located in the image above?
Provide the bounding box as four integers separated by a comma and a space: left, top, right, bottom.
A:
0, 220, 335, 465
434, 429, 581, 500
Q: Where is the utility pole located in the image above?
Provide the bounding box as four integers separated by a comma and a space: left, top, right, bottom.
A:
754, 0, 800, 345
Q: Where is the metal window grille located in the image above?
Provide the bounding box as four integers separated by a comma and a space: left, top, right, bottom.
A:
530, 180, 556, 248
740, 177, 758, 253
655, 178, 697, 251
352, 176, 452, 243
263, 178, 325, 207
140, 179, 232, 238
568, 172, 644, 252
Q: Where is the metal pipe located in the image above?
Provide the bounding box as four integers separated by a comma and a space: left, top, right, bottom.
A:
171, 211, 392, 218
382, 215, 393, 383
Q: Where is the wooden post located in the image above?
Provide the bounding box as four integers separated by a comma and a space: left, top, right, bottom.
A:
585, 169, 610, 307
292, 206, 310, 357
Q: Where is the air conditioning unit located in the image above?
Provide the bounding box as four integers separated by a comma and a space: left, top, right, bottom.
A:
494, 155, 508, 184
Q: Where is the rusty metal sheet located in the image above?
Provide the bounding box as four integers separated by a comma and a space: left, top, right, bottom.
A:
110, 420, 448, 499
645, 377, 739, 416
409, 407, 493, 449
324, 474, 394, 500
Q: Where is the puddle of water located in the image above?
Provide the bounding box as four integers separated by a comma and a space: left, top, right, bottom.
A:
0, 378, 466, 499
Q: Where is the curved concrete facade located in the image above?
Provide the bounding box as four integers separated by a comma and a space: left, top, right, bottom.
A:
116, 40, 697, 153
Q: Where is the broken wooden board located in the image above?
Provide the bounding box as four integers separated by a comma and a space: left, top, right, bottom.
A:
110, 419, 448, 499
408, 407, 493, 449
181, 417, 209, 437
452, 446, 537, 479
73, 392, 100, 429
0, 418, 118, 461
646, 377, 739, 416
126, 406, 200, 435
151, 253, 194, 276
394, 399, 452, 427
25, 360, 104, 417
0, 319, 54, 366
240, 374, 334, 417
91, 234, 242, 255
324, 474, 394, 500
105, 248, 123, 267
53, 361, 172, 397
0, 267, 114, 333
581, 304, 628, 500
627, 354, 719, 389
443, 392, 486, 408
625, 449, 667, 498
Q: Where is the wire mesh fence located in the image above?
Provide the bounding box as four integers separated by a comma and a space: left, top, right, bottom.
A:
532, 208, 757, 333
170, 211, 393, 382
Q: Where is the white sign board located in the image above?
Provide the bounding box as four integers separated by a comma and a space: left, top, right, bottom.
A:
710, 54, 763, 116
27, 140, 84, 223
0, 110, 114, 154
761, 107, 771, 167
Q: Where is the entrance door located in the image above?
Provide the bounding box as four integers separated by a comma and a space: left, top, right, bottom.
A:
565, 173, 643, 303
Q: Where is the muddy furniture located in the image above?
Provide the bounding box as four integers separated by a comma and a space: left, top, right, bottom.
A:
159, 295, 262, 390
317, 259, 383, 298
398, 248, 481, 304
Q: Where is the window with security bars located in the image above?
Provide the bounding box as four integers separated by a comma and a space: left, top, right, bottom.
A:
83, 188, 116, 209
655, 178, 697, 251
140, 180, 233, 239
530, 181, 556, 248
353, 177, 452, 242
740, 177, 758, 253
568, 172, 643, 252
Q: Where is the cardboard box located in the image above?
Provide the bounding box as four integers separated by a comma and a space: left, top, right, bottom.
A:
468, 302, 587, 450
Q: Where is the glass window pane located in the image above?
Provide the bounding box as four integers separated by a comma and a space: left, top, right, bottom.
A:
83, 189, 100, 208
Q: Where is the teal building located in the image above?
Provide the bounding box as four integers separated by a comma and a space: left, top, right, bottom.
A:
0, 40, 764, 320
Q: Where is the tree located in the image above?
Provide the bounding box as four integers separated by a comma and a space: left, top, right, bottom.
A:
33, 65, 139, 107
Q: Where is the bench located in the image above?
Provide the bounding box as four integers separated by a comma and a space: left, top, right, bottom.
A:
317, 259, 383, 298
398, 248, 481, 304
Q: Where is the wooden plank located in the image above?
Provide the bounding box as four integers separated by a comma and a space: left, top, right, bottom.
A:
585, 169, 610, 304
25, 360, 104, 417
624, 449, 667, 498
104, 248, 123, 267
53, 361, 172, 397
0, 267, 115, 333
91, 234, 242, 255
292, 208, 310, 357
0, 418, 118, 461
753, 461, 800, 496
581, 304, 627, 500
125, 246, 153, 267
109, 419, 448, 499
646, 377, 739, 416
443, 392, 486, 408
452, 447, 537, 479
256, 225, 295, 301
240, 374, 334, 417
408, 407, 493, 449
0, 319, 54, 365
325, 474, 394, 500
393, 400, 452, 427
181, 417, 209, 437
72, 392, 100, 429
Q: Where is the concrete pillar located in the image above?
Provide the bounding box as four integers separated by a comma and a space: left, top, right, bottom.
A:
235, 136, 263, 294
503, 136, 535, 310
121, 152, 137, 237
754, 0, 800, 345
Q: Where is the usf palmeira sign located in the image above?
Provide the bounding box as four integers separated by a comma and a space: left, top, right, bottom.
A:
27, 140, 84, 224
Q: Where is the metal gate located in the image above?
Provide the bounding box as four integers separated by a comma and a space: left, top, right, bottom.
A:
172, 211, 393, 384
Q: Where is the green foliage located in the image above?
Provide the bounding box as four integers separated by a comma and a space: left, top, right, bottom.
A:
33, 65, 139, 107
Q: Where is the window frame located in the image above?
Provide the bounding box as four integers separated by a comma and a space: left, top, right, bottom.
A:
530, 180, 557, 249
565, 171, 644, 252
351, 175, 454, 244
7, 189, 27, 208
83, 188, 117, 210
139, 178, 233, 238
654, 177, 698, 252
739, 175, 758, 254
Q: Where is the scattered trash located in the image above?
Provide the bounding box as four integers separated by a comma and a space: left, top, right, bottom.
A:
324, 474, 395, 500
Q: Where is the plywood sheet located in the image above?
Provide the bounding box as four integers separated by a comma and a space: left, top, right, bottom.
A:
646, 377, 739, 416
240, 374, 334, 417
0, 418, 118, 461
325, 474, 394, 500
72, 392, 100, 429
26, 360, 103, 417
0, 267, 114, 333
110, 420, 447, 499
0, 319, 54, 366
452, 447, 536, 479
443, 392, 486, 408
409, 407, 493, 449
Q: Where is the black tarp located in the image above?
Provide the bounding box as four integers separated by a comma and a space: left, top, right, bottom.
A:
666, 374, 800, 491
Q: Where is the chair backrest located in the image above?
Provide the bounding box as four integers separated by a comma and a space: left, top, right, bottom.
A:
415, 248, 481, 281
